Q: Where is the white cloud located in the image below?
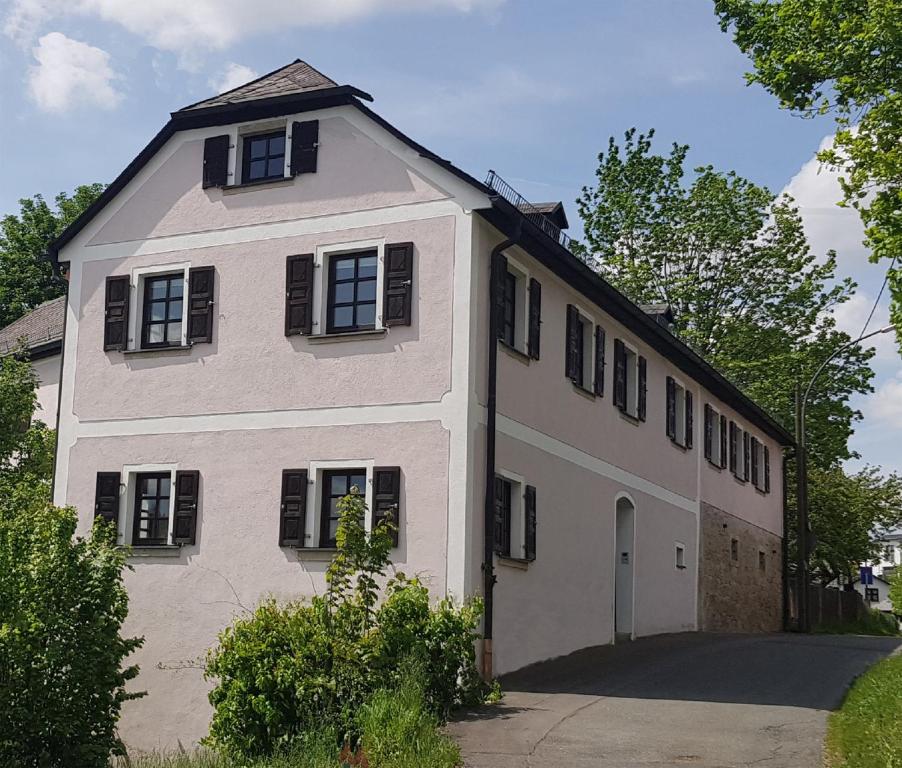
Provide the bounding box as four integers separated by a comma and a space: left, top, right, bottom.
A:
5, 0, 504, 55
831, 292, 897, 361
870, 370, 902, 429
210, 63, 258, 95
27, 31, 121, 112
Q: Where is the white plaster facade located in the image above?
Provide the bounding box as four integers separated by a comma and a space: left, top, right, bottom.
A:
51, 63, 790, 751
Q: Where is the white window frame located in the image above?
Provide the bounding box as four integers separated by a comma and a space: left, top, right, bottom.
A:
118, 463, 180, 547
571, 302, 599, 392
709, 404, 723, 466
127, 263, 190, 351
672, 377, 687, 447
312, 239, 386, 336
733, 421, 747, 481
503, 255, 532, 354
623, 340, 639, 417
227, 118, 291, 186
496, 468, 527, 560
675, 541, 686, 570
306, 459, 375, 548
752, 436, 766, 489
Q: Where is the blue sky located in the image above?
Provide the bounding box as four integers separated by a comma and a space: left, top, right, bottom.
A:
0, 0, 898, 473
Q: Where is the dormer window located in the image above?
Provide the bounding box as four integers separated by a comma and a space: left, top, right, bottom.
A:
241, 130, 286, 183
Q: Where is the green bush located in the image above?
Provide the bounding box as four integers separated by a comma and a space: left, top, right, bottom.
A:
816, 607, 900, 637
204, 491, 485, 760
0, 507, 143, 767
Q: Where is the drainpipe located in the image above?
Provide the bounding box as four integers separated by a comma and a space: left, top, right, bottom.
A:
781, 448, 791, 631
482, 229, 519, 682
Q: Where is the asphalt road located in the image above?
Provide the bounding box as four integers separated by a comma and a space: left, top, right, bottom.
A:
448, 632, 901, 768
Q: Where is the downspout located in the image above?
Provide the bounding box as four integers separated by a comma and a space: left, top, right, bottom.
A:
48, 258, 69, 502
482, 227, 520, 682
781, 448, 792, 631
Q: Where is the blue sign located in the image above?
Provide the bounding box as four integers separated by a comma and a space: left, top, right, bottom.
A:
860, 566, 874, 585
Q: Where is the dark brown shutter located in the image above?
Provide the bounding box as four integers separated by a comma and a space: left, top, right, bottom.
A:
743, 432, 751, 481
704, 404, 713, 459
383, 242, 414, 327
373, 466, 401, 547
285, 254, 314, 336
750, 436, 760, 487
685, 390, 693, 449
764, 446, 771, 493
279, 469, 308, 547
524, 484, 537, 561
202, 135, 230, 189
187, 266, 215, 344
593, 325, 605, 396
103, 275, 130, 351
492, 476, 505, 555
729, 421, 738, 474
666, 376, 676, 439
528, 278, 542, 359
565, 304, 580, 380
613, 338, 626, 409
493, 254, 509, 341
290, 120, 319, 175
637, 355, 647, 422
172, 470, 199, 545
94, 472, 120, 525
720, 414, 728, 468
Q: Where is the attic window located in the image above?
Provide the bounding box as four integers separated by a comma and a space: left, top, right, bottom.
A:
241, 130, 286, 183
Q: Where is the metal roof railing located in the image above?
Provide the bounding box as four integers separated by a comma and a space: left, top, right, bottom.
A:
484, 170, 573, 251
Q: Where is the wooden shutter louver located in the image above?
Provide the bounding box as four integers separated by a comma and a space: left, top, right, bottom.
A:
524, 484, 537, 561
493, 254, 509, 341
704, 404, 713, 459
666, 376, 677, 439
729, 421, 738, 474
719, 414, 728, 468
373, 466, 401, 547
94, 472, 121, 525
172, 470, 200, 545
202, 135, 230, 189
187, 266, 215, 344
383, 242, 414, 327
285, 254, 314, 335
613, 338, 626, 409
565, 304, 580, 380
290, 120, 319, 175
103, 275, 130, 351
685, 391, 693, 449
593, 325, 605, 396
743, 432, 751, 481
750, 436, 760, 488
637, 355, 647, 422
528, 278, 542, 359
279, 469, 308, 547
764, 446, 771, 493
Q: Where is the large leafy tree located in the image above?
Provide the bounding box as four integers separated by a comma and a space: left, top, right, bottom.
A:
715, 0, 902, 350
0, 184, 105, 328
575, 128, 873, 470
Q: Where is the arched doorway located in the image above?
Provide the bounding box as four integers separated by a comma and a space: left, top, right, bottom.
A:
615, 495, 636, 641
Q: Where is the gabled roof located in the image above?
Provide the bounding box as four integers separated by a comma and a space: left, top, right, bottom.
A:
180, 60, 340, 111
0, 296, 65, 358
518, 201, 569, 231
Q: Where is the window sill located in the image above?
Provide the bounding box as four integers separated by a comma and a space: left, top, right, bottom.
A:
617, 408, 641, 425
669, 438, 690, 452
498, 340, 530, 364
124, 545, 182, 558
307, 329, 387, 344
123, 345, 193, 357
222, 176, 294, 194
706, 458, 724, 471
294, 547, 337, 560
570, 381, 597, 401
496, 555, 532, 570
675, 564, 687, 571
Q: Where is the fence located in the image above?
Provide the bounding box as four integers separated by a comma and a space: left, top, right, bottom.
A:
787, 579, 866, 630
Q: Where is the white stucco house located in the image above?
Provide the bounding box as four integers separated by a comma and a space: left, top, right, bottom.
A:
867, 528, 902, 578
47, 60, 794, 751
0, 296, 64, 428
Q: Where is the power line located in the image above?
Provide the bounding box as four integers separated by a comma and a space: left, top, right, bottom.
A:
859, 254, 897, 339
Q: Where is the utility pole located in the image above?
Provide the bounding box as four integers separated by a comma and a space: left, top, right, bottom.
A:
794, 324, 894, 633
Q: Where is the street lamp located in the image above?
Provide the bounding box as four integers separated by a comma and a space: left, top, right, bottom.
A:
794, 324, 895, 632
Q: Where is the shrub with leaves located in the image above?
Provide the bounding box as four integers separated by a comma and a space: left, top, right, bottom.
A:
204, 490, 486, 760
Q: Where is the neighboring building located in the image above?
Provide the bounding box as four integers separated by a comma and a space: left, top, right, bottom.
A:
0, 296, 64, 427
48, 60, 793, 751
868, 528, 902, 578
851, 574, 896, 616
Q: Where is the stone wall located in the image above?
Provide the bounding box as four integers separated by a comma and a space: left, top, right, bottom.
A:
698, 501, 783, 632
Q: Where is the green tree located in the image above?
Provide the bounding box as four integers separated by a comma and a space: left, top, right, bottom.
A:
806, 466, 902, 584
0, 184, 105, 328
574, 128, 874, 469
715, 0, 902, 350
890, 568, 902, 615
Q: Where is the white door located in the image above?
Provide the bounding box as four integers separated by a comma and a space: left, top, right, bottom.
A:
615, 497, 635, 639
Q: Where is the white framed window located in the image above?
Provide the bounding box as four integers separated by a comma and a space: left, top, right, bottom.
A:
673, 379, 686, 446
312, 240, 386, 336
567, 303, 602, 394
500, 257, 531, 354
675, 542, 686, 570
306, 459, 376, 548
624, 342, 639, 416
708, 405, 724, 466
228, 119, 290, 186
493, 469, 537, 562
127, 263, 190, 351
118, 463, 179, 547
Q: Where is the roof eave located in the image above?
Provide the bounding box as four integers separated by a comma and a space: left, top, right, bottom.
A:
479, 197, 795, 447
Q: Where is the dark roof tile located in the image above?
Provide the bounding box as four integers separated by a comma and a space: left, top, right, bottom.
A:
0, 296, 65, 355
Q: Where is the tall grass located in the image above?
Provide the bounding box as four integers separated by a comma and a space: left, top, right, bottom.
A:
816, 608, 900, 637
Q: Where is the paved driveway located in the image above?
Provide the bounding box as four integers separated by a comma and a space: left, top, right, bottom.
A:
448, 633, 901, 768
